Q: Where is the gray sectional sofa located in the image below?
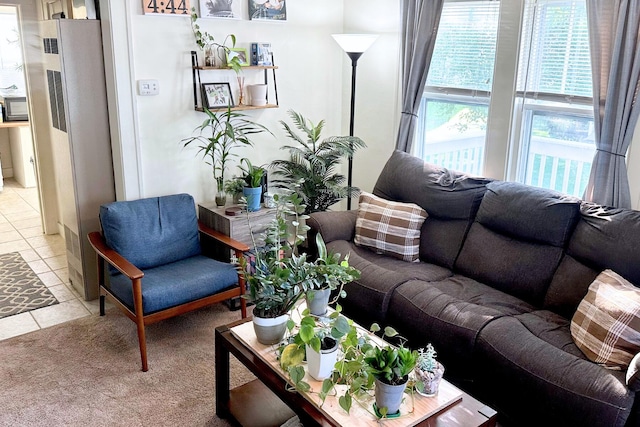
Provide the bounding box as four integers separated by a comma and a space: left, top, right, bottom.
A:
307, 150, 640, 427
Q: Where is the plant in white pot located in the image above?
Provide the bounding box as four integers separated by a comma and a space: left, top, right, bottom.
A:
414, 343, 445, 397
364, 325, 418, 418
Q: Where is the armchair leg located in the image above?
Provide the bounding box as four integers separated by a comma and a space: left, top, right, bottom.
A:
136, 318, 148, 372
99, 295, 105, 316
240, 297, 247, 319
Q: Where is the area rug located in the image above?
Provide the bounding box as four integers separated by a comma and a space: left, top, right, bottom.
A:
0, 251, 58, 319
0, 304, 256, 426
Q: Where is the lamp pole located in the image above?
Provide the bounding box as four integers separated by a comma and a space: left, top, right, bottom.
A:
332, 34, 378, 211
346, 52, 363, 210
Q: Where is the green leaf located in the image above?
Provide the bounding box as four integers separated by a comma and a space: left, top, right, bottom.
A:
338, 392, 352, 413
280, 344, 305, 370
310, 336, 321, 353
384, 326, 398, 338
299, 324, 315, 343
286, 319, 295, 331
288, 365, 306, 384
370, 323, 381, 333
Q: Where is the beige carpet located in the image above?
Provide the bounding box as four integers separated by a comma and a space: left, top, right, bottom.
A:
0, 303, 257, 426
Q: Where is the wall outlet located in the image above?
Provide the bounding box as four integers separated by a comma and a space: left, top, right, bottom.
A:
137, 79, 159, 96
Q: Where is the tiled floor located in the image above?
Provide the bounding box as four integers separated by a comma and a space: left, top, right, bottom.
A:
0, 178, 98, 341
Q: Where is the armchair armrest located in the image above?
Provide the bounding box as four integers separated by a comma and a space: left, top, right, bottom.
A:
87, 231, 144, 280
198, 221, 250, 253
308, 210, 358, 244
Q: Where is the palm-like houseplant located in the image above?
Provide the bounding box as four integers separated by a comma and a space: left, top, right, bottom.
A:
270, 110, 366, 214
181, 107, 269, 205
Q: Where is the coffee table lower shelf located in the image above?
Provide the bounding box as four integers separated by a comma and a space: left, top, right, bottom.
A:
229, 380, 296, 427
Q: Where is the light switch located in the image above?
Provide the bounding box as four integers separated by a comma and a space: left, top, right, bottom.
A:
137, 79, 159, 96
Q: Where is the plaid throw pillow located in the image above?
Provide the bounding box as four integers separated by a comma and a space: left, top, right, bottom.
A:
354, 192, 428, 262
570, 269, 640, 369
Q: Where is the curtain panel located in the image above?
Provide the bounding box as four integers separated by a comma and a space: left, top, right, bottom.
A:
584, 0, 640, 208
395, 0, 444, 153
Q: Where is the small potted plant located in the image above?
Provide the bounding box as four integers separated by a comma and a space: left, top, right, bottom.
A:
224, 176, 246, 204
364, 324, 418, 418
306, 235, 360, 316
414, 343, 445, 397
239, 158, 265, 212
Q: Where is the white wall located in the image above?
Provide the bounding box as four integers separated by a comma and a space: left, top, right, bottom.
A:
107, 1, 367, 205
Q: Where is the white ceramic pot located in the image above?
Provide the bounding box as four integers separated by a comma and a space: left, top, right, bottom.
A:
305, 337, 338, 381
252, 313, 289, 345
248, 84, 268, 106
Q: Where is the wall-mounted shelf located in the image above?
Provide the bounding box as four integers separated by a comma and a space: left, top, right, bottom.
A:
191, 51, 279, 112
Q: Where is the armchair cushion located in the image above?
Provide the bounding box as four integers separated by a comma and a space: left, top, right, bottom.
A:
100, 194, 201, 270
109, 255, 238, 314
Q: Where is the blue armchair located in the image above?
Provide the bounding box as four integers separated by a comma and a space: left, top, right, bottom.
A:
87, 193, 248, 371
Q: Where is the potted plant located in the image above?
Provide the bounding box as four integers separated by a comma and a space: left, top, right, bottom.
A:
270, 110, 367, 214
239, 158, 265, 212
414, 343, 445, 397
364, 324, 418, 418
181, 107, 269, 206
190, 7, 241, 70
306, 235, 360, 316
280, 308, 353, 382
239, 191, 313, 344
224, 176, 246, 204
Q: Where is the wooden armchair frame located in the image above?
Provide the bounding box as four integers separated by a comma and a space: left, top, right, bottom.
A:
88, 221, 250, 372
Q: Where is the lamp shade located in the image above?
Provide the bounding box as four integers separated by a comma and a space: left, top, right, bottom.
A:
332, 34, 378, 53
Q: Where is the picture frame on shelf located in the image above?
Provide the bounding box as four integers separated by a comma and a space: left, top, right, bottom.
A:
227, 48, 250, 66
202, 83, 234, 108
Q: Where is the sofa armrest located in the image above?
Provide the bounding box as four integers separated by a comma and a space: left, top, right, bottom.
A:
308, 210, 358, 244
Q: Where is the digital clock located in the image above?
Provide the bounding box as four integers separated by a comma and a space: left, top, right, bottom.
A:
143, 0, 191, 15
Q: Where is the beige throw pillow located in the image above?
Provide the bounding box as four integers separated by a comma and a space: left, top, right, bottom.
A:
354, 192, 428, 262
571, 269, 640, 369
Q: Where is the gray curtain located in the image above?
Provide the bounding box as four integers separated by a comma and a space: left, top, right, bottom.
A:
584, 0, 640, 208
395, 0, 444, 153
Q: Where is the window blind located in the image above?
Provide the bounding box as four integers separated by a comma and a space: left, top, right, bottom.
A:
517, 0, 592, 101
426, 0, 500, 93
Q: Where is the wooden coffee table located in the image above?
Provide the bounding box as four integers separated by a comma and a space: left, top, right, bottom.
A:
215, 318, 497, 427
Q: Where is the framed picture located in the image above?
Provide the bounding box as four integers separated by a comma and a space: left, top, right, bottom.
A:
199, 0, 242, 19
248, 0, 286, 21
202, 83, 234, 108
227, 48, 250, 66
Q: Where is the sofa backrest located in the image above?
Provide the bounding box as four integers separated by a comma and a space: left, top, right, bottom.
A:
373, 150, 491, 269
100, 193, 201, 270
544, 203, 640, 318
455, 181, 581, 307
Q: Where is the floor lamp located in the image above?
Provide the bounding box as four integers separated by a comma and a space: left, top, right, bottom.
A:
332, 34, 378, 210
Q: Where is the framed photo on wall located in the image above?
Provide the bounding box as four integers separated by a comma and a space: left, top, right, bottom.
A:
248, 0, 286, 21
227, 48, 250, 66
202, 83, 234, 108
199, 0, 242, 19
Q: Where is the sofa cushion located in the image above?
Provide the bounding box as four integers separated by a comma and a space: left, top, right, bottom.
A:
109, 255, 238, 314
543, 255, 599, 319
327, 240, 450, 327
354, 192, 427, 262
475, 312, 634, 427
567, 203, 640, 287
475, 181, 581, 247
571, 270, 640, 369
372, 150, 491, 269
455, 182, 581, 306
100, 194, 201, 270
456, 223, 564, 306
387, 276, 534, 381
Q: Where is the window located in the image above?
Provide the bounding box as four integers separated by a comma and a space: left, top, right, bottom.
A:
0, 8, 26, 96
413, 0, 595, 198
413, 1, 500, 176
515, 0, 594, 197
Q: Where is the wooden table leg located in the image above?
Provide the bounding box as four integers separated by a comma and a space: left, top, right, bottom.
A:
215, 326, 231, 419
